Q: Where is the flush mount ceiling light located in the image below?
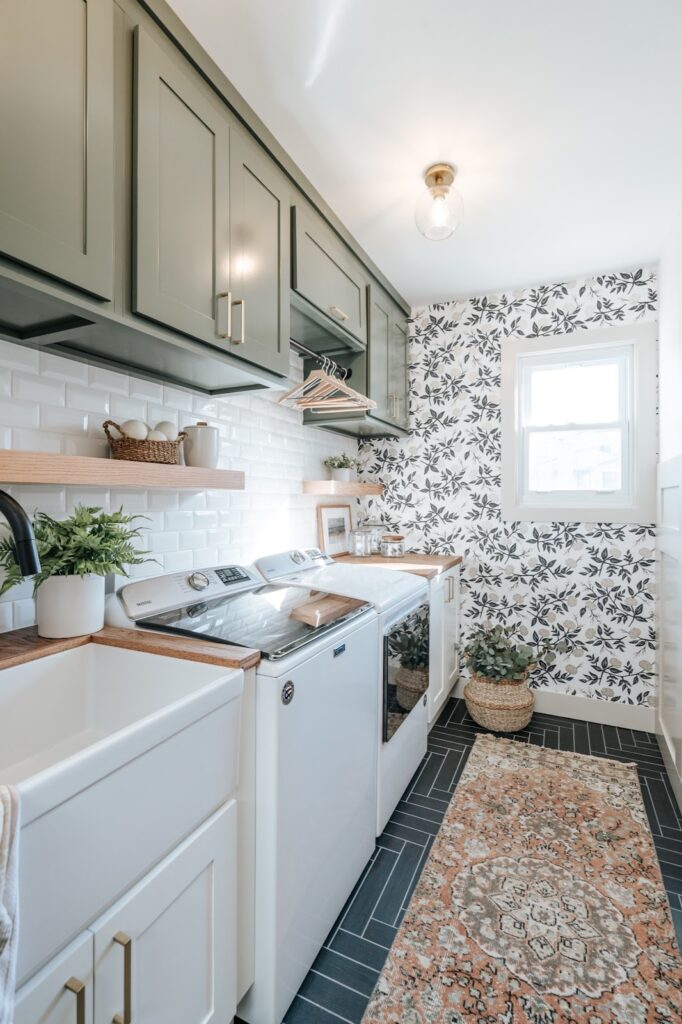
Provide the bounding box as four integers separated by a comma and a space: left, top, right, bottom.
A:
415, 163, 463, 241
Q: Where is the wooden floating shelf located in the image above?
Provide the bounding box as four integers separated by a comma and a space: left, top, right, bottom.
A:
302, 480, 384, 497
0, 449, 245, 491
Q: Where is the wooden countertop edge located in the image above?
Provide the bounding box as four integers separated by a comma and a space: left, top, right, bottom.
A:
0, 626, 260, 672
334, 553, 464, 579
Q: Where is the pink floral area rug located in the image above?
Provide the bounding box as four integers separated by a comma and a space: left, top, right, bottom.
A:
362, 734, 682, 1024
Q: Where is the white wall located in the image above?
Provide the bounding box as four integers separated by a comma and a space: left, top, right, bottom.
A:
657, 211, 682, 805
0, 342, 357, 631
659, 212, 682, 461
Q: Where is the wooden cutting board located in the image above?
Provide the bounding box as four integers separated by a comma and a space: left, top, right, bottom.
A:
290, 593, 365, 627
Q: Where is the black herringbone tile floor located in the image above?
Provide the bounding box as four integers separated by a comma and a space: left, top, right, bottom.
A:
278, 697, 682, 1024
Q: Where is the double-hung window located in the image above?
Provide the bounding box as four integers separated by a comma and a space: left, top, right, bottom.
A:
501, 323, 657, 523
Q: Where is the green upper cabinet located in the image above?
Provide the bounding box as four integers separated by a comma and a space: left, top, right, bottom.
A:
291, 204, 368, 347
368, 284, 409, 429
133, 26, 230, 346
229, 130, 290, 376
0, 0, 114, 299
388, 306, 410, 430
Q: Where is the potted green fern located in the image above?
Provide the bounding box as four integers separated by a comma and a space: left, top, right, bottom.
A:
0, 506, 150, 638
462, 625, 566, 732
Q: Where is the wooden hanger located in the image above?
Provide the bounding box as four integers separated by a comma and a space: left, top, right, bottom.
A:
279, 357, 376, 413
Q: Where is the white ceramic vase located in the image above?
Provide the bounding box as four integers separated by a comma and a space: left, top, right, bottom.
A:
182, 421, 220, 468
331, 467, 355, 482
36, 574, 105, 638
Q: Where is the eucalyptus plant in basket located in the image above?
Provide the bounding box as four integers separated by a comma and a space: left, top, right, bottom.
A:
0, 506, 151, 638
462, 624, 568, 733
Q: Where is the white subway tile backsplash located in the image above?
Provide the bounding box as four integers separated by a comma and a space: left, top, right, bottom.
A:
12, 428, 62, 453
41, 406, 88, 434
39, 352, 89, 383
0, 398, 39, 429
109, 396, 149, 422
66, 384, 111, 415
0, 347, 358, 631
13, 372, 66, 406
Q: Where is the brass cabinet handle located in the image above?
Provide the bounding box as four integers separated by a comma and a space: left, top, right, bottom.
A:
446, 575, 454, 603
216, 291, 232, 339
231, 298, 245, 344
64, 977, 86, 1024
113, 932, 132, 1024
388, 393, 398, 420
329, 304, 349, 323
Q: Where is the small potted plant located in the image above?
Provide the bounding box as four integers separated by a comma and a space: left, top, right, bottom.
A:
462, 624, 566, 732
323, 453, 358, 482
394, 619, 430, 711
0, 505, 151, 638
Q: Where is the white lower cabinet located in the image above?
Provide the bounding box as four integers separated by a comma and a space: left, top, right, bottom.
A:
428, 566, 460, 725
15, 801, 237, 1024
15, 933, 94, 1024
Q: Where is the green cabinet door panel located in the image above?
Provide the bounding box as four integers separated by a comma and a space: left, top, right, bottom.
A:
133, 26, 230, 345
0, 0, 114, 299
388, 308, 410, 429
229, 131, 290, 376
292, 204, 367, 346
367, 286, 391, 422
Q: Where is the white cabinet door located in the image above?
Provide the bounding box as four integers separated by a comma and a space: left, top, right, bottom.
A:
91, 801, 236, 1024
15, 932, 94, 1024
428, 567, 460, 726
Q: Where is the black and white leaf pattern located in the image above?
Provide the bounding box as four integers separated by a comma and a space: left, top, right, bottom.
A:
359, 269, 657, 705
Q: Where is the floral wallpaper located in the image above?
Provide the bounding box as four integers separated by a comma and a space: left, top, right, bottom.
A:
360, 269, 658, 706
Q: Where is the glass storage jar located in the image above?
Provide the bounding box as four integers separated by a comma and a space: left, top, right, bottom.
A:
362, 521, 385, 553
349, 528, 373, 557
380, 534, 406, 557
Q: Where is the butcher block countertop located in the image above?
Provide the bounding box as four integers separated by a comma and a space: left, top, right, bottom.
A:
335, 552, 463, 580
0, 625, 260, 672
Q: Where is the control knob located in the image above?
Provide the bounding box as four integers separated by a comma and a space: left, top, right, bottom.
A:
188, 571, 210, 591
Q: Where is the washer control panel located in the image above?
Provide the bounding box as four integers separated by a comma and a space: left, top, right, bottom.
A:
117, 563, 260, 620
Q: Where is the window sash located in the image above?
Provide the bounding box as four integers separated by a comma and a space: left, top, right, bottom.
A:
517, 345, 634, 507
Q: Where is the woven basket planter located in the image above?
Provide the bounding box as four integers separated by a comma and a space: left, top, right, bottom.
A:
396, 666, 429, 711
463, 671, 534, 732
103, 420, 187, 465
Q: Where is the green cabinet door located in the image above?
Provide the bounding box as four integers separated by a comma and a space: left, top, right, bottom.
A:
0, 0, 114, 299
133, 26, 230, 346
388, 308, 410, 429
228, 131, 290, 375
292, 204, 368, 346
367, 286, 391, 422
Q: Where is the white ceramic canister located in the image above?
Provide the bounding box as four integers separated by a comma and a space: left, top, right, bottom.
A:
36, 574, 105, 637
182, 421, 220, 468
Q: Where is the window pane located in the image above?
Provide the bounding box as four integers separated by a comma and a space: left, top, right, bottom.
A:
527, 428, 622, 493
527, 360, 621, 426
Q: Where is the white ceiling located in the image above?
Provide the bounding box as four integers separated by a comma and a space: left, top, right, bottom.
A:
168, 0, 682, 307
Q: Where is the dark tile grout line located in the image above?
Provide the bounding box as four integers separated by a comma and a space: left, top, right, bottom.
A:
276, 697, 682, 1024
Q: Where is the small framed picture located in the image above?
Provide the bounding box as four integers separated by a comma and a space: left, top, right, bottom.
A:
317, 504, 353, 556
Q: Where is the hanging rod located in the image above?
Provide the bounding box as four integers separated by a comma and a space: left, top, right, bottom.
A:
290, 341, 353, 380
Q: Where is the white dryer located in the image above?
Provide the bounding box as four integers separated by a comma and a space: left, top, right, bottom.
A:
255, 549, 430, 835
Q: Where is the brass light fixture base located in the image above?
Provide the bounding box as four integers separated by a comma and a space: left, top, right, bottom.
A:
424, 163, 455, 188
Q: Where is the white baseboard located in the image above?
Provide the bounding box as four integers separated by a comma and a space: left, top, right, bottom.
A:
656, 717, 682, 812
453, 680, 655, 731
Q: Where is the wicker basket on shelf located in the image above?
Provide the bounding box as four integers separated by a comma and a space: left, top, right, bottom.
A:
103, 420, 187, 465
463, 671, 534, 732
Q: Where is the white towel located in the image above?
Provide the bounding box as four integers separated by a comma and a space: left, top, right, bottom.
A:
0, 787, 19, 1024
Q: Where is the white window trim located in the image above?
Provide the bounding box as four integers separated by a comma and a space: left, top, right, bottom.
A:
501, 322, 657, 524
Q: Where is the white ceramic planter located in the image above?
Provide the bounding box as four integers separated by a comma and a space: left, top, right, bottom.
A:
330, 468, 355, 482
36, 575, 105, 638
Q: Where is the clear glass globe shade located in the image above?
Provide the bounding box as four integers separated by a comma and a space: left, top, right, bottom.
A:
415, 185, 463, 240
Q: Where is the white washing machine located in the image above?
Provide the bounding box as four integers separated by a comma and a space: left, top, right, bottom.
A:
107, 564, 379, 1024
255, 549, 430, 835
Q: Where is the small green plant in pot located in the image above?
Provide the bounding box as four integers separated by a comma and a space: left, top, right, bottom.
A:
462, 624, 567, 732
323, 453, 358, 482
394, 619, 430, 711
0, 505, 151, 638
